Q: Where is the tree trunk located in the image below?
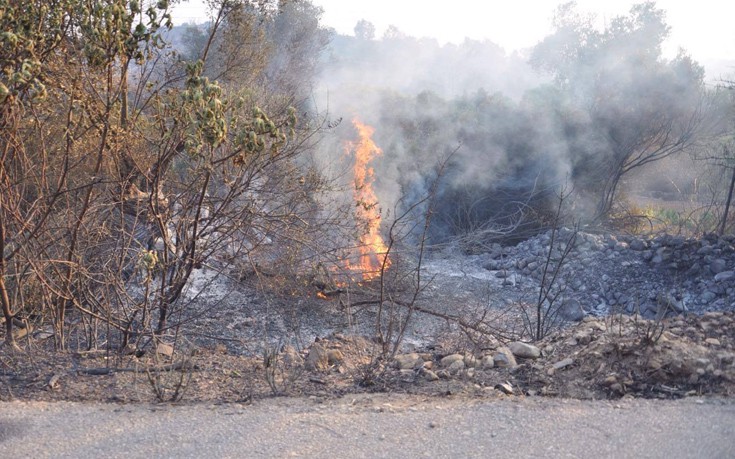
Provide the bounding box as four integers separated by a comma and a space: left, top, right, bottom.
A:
595, 171, 623, 221
719, 164, 735, 236
0, 210, 17, 348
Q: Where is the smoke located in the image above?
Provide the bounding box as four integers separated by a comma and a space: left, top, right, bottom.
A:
311, 3, 710, 245
313, 29, 551, 234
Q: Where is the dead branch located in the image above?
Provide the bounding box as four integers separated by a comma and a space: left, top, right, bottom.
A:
77, 361, 200, 375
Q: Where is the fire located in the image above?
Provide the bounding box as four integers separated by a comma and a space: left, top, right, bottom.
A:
344, 118, 391, 281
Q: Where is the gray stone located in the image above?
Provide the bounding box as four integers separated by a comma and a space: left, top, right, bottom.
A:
483, 260, 500, 271
420, 368, 440, 381
657, 293, 685, 313
463, 355, 478, 368
697, 245, 715, 256
652, 247, 671, 264
552, 358, 574, 370
715, 271, 735, 282
559, 299, 585, 322
710, 259, 728, 274
399, 369, 416, 382
394, 353, 424, 370
508, 341, 541, 359
699, 291, 717, 304
447, 360, 465, 374
440, 353, 464, 368
573, 329, 594, 345
493, 347, 518, 368
629, 239, 647, 251
481, 355, 495, 369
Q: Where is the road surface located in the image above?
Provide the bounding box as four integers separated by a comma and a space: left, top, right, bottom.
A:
1, 395, 733, 458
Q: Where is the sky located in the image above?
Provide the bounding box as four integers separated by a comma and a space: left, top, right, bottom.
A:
173, 0, 735, 66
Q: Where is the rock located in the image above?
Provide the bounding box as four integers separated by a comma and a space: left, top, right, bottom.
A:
420, 368, 439, 381
447, 360, 465, 374
483, 261, 500, 271
305, 342, 329, 371
552, 358, 575, 370
657, 292, 685, 313
508, 341, 541, 359
440, 353, 464, 368
715, 271, 735, 282
463, 355, 478, 368
47, 373, 61, 391
614, 241, 629, 251
399, 369, 415, 382
710, 259, 728, 274
602, 375, 618, 387
327, 349, 344, 365
705, 338, 721, 346
480, 355, 495, 369
394, 353, 424, 370
629, 239, 647, 251
699, 291, 717, 304
155, 342, 174, 357
559, 299, 585, 322
651, 247, 671, 264
495, 382, 514, 395
573, 329, 594, 345
493, 347, 518, 368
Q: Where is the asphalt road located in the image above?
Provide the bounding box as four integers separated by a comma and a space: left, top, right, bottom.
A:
1, 395, 733, 458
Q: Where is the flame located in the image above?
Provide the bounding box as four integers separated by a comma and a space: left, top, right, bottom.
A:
344, 118, 391, 281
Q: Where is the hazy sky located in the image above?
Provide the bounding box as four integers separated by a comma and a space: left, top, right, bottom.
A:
173, 0, 735, 62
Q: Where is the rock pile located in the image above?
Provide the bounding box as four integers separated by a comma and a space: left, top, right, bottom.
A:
479, 230, 735, 319
296, 311, 735, 399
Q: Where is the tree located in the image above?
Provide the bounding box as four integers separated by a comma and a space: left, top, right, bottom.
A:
0, 0, 334, 352
382, 25, 406, 41
0, 0, 74, 348
532, 1, 706, 219
354, 19, 375, 41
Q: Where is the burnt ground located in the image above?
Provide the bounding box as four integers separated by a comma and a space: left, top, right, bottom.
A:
1, 310, 733, 404
1, 230, 735, 404
0, 228, 735, 402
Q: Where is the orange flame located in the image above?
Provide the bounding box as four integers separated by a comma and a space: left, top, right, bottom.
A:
344, 118, 391, 281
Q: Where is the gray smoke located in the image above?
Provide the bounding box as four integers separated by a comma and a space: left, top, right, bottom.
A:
312, 2, 712, 245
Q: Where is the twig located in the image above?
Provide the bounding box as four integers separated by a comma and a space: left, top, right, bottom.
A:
78, 361, 200, 375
